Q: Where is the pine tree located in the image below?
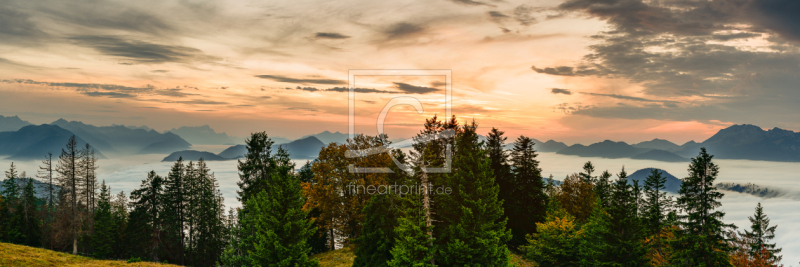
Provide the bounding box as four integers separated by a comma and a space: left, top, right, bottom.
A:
190, 158, 228, 266
506, 135, 547, 250
594, 170, 612, 208
580, 161, 596, 184
353, 194, 401, 267
605, 167, 649, 265
389, 197, 436, 267
162, 157, 188, 265
129, 170, 164, 262
743, 203, 782, 263
578, 199, 613, 266
57, 136, 81, 254
237, 132, 276, 207
669, 148, 734, 266
245, 156, 318, 267
37, 152, 56, 249
93, 181, 115, 259
19, 178, 41, 247
486, 128, 512, 236
2, 163, 23, 244
436, 122, 511, 267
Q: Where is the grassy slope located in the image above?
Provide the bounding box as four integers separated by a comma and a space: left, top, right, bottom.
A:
0, 243, 180, 267
312, 246, 537, 267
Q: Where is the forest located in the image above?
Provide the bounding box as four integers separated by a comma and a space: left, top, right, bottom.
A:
0, 115, 786, 267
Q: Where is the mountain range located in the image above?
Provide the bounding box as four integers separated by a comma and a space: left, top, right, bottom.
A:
51, 119, 190, 155
0, 124, 103, 160
163, 136, 326, 162
0, 115, 32, 132
165, 125, 237, 145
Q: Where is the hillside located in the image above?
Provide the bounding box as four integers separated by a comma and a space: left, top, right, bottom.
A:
311, 246, 536, 267
301, 130, 349, 145
218, 144, 247, 159
0, 242, 179, 267
677, 124, 800, 162
279, 136, 326, 159
166, 125, 236, 145
632, 138, 680, 152
557, 140, 649, 159
0, 124, 106, 160
51, 119, 191, 155
0, 115, 32, 132
536, 139, 568, 152
627, 168, 682, 193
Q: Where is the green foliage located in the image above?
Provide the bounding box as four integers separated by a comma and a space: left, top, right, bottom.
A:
93, 181, 115, 259
161, 157, 187, 264
642, 169, 674, 237
128, 170, 164, 262
2, 163, 24, 244
594, 170, 612, 208
436, 122, 511, 267
580, 161, 596, 184
523, 200, 582, 266
237, 132, 277, 208
743, 202, 782, 262
389, 195, 435, 267
127, 256, 143, 263
506, 135, 547, 250
604, 167, 649, 265
245, 154, 318, 267
578, 200, 613, 266
353, 194, 401, 267
669, 148, 734, 266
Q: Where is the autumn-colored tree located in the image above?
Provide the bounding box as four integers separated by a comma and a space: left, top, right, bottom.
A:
729, 230, 784, 267
303, 134, 392, 249
556, 173, 595, 222
645, 226, 679, 266
523, 200, 583, 266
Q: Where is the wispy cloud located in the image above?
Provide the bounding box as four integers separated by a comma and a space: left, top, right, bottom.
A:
255, 75, 347, 85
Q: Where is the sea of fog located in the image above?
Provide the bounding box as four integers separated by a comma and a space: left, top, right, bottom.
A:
5, 152, 800, 265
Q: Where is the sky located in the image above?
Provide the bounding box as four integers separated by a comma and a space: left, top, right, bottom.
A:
1, 0, 799, 144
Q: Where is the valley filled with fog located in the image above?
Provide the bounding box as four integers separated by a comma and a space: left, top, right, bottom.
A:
6, 151, 799, 265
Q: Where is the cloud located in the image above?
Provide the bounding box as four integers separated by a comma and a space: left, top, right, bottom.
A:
70, 35, 217, 64
551, 88, 572, 95
326, 87, 395, 94
581, 92, 679, 105
711, 32, 762, 41
513, 5, 537, 26
81, 91, 136, 98
0, 6, 48, 46
172, 100, 228, 105
315, 32, 351, 39
531, 65, 597, 76
449, 0, 496, 7
255, 75, 346, 85
384, 23, 425, 40
393, 82, 438, 94
154, 88, 198, 97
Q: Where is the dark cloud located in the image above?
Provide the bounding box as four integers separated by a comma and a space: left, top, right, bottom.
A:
513, 5, 537, 26
315, 32, 351, 39
531, 65, 597, 76
393, 82, 438, 94
172, 100, 228, 105
711, 32, 761, 41
69, 35, 217, 64
255, 75, 346, 85
154, 88, 198, 97
449, 0, 496, 7
384, 23, 425, 40
551, 88, 572, 95
430, 81, 447, 88
327, 87, 395, 94
488, 11, 509, 18
295, 86, 320, 92
581, 92, 679, 105
81, 91, 136, 98
750, 0, 800, 42
0, 6, 48, 46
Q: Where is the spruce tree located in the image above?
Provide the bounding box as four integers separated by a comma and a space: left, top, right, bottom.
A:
642, 169, 674, 236
191, 158, 227, 266
19, 178, 42, 247
93, 181, 115, 259
37, 152, 56, 250
486, 128, 512, 232
523, 199, 581, 266
506, 135, 547, 250
389, 197, 436, 267
436, 122, 511, 267
605, 167, 648, 265
580, 161, 596, 184
129, 170, 164, 262
245, 154, 318, 267
2, 163, 23, 244
594, 170, 612, 208
237, 132, 276, 207
578, 199, 613, 266
353, 194, 401, 267
669, 148, 734, 266
162, 157, 187, 265
743, 203, 782, 263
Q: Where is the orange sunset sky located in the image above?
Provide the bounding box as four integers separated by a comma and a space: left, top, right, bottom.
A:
1, 0, 799, 144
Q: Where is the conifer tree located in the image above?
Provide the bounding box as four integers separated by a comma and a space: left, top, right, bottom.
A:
580, 161, 596, 184
93, 181, 115, 259
19, 178, 41, 247
162, 157, 187, 265
743, 203, 782, 263
436, 122, 511, 267
57, 135, 81, 254
389, 197, 436, 267
37, 152, 56, 249
129, 170, 164, 262
605, 167, 649, 265
353, 194, 401, 267
298, 161, 329, 255
506, 135, 547, 250
578, 199, 613, 266
594, 170, 612, 208
245, 155, 318, 267
2, 163, 23, 244
237, 132, 276, 208
486, 128, 512, 228
669, 148, 734, 266
642, 169, 674, 235
191, 158, 228, 266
